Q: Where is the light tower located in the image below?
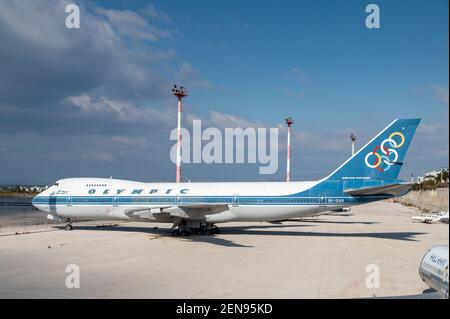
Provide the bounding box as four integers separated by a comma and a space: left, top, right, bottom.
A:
285, 117, 294, 182
172, 85, 188, 183
350, 133, 357, 156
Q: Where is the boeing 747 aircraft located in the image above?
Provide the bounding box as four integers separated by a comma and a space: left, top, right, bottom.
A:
33, 119, 420, 235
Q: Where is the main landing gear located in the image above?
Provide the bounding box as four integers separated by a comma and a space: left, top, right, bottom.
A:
64, 220, 73, 231
171, 221, 220, 236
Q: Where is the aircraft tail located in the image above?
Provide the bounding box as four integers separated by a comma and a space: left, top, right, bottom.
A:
325, 119, 420, 181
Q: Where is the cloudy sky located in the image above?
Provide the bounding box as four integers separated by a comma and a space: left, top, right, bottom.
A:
0, 0, 448, 184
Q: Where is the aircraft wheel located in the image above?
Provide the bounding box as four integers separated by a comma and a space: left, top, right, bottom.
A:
171, 229, 180, 236
65, 224, 73, 231
211, 225, 220, 234
180, 230, 191, 237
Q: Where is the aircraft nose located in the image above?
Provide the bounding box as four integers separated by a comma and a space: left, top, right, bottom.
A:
31, 188, 48, 209
31, 194, 40, 209
31, 193, 51, 213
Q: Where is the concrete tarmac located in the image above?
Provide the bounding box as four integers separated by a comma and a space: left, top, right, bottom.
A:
0, 201, 447, 298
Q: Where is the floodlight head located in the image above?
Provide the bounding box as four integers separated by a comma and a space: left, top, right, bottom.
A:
172, 84, 188, 97
285, 117, 294, 126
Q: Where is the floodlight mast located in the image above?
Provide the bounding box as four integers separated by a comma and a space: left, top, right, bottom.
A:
350, 133, 357, 156
171, 85, 188, 183
285, 117, 294, 182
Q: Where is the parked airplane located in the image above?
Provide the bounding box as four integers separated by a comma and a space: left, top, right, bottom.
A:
441, 212, 449, 224
419, 245, 449, 298
412, 211, 449, 224
32, 118, 420, 235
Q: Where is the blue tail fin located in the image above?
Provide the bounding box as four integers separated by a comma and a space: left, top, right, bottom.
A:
325, 119, 420, 181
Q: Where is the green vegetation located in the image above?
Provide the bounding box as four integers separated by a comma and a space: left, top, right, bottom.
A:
412, 169, 449, 190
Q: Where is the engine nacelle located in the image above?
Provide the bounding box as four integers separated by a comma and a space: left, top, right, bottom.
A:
333, 207, 351, 212
205, 210, 238, 223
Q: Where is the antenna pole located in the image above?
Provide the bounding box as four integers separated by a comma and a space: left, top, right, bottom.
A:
285, 117, 294, 182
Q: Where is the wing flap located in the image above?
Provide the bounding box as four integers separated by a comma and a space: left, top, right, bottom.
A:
164, 204, 229, 218
124, 204, 229, 220
345, 183, 412, 196
124, 206, 171, 221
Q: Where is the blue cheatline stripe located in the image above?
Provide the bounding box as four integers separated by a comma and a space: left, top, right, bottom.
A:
32, 195, 387, 206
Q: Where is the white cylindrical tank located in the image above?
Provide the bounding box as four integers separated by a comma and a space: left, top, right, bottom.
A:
419, 245, 449, 298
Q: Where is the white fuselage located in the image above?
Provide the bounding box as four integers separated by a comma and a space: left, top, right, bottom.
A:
32, 177, 358, 224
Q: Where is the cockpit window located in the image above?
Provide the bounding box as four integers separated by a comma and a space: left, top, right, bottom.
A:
54, 183, 59, 186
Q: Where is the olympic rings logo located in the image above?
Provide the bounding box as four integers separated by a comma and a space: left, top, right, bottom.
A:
364, 132, 405, 172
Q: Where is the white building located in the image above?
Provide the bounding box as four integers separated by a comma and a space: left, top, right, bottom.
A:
417, 168, 448, 183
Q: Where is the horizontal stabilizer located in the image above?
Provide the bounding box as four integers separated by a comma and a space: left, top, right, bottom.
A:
345, 183, 412, 197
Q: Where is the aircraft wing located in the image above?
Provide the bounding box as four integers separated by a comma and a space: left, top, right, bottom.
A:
124, 206, 171, 220
163, 204, 230, 219
124, 204, 230, 220
345, 183, 412, 197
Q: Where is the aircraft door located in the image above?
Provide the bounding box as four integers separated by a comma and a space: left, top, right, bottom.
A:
319, 194, 327, 207
232, 194, 239, 207
66, 194, 72, 207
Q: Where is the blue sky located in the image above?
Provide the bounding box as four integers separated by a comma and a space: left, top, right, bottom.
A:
0, 0, 448, 184
102, 0, 449, 126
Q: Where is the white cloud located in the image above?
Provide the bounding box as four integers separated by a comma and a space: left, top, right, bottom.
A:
66, 94, 172, 125
107, 136, 147, 147
283, 88, 304, 99
143, 4, 171, 23
176, 63, 212, 89
81, 152, 115, 163
291, 67, 309, 85
294, 130, 349, 153
431, 84, 449, 104
209, 111, 264, 128
405, 121, 449, 173
417, 123, 445, 134
416, 83, 449, 105
283, 67, 309, 99
96, 7, 173, 41
0, 0, 74, 50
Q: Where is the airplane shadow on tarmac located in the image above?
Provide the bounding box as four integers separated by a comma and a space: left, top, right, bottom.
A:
60, 222, 427, 247
286, 219, 378, 225
59, 224, 312, 248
